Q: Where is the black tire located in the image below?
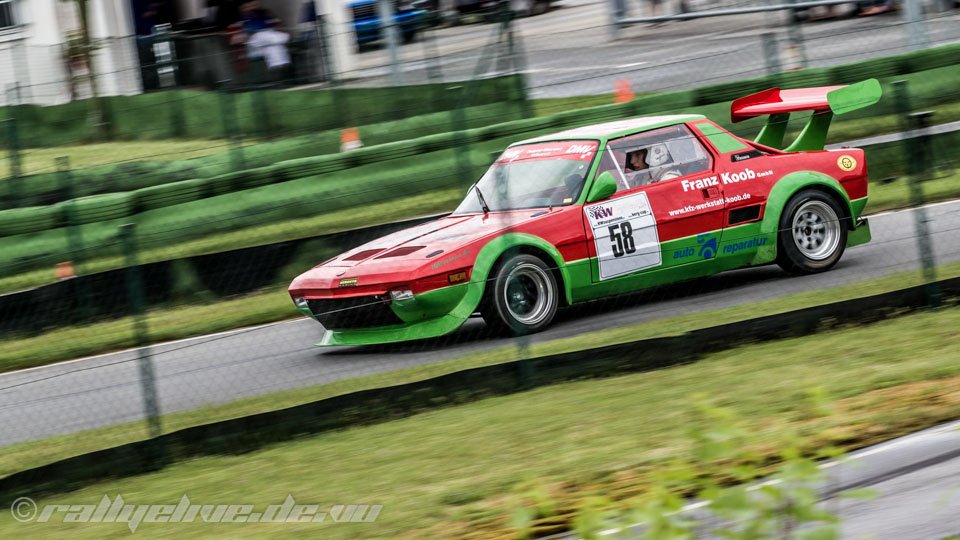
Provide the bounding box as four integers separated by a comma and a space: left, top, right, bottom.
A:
481, 253, 559, 335
776, 189, 848, 274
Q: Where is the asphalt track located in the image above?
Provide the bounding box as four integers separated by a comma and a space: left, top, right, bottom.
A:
1, 199, 959, 446
348, 0, 960, 97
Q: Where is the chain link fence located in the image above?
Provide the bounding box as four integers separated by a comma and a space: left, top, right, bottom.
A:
0, 4, 959, 536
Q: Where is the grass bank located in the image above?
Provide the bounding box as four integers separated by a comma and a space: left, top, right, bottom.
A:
2, 303, 959, 538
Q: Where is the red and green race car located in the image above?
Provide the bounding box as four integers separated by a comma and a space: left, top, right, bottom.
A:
289, 79, 882, 346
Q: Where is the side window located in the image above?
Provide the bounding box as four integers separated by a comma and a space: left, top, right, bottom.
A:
604, 125, 713, 192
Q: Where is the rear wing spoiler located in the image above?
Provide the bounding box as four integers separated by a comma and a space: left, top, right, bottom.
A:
731, 79, 882, 152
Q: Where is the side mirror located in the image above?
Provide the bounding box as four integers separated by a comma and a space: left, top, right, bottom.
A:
586, 171, 618, 203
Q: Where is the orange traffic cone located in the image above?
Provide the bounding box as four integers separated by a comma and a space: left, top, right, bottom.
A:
340, 127, 363, 152
55, 261, 75, 280
614, 80, 635, 104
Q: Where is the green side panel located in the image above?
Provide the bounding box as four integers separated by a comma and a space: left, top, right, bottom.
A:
318, 232, 573, 346
847, 218, 871, 248
564, 258, 593, 294
318, 284, 474, 346
661, 231, 722, 268
718, 222, 774, 267
753, 170, 856, 264
571, 231, 725, 303
755, 113, 791, 149
472, 233, 575, 305
692, 122, 749, 153
850, 196, 868, 220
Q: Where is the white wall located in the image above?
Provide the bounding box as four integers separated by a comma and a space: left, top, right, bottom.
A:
0, 0, 141, 106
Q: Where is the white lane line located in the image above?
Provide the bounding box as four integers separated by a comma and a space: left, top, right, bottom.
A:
617, 61, 647, 68
0, 318, 310, 380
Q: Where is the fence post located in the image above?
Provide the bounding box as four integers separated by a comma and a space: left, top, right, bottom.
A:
783, 0, 808, 70
57, 156, 92, 320
5, 84, 23, 208
449, 85, 472, 191
903, 0, 928, 51
505, 11, 533, 120
608, 0, 625, 40
119, 223, 164, 443
169, 91, 186, 138
218, 82, 245, 171
377, 0, 404, 86
761, 32, 781, 77
253, 89, 273, 139
892, 80, 939, 307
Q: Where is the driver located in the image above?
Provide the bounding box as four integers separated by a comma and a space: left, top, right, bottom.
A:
645, 143, 682, 182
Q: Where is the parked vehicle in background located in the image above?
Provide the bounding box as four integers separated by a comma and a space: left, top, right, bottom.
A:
417, 0, 553, 25
348, 0, 427, 48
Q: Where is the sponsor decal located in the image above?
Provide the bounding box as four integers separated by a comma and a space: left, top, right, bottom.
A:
588, 205, 615, 221
565, 144, 595, 155
496, 141, 598, 164
720, 168, 773, 185
837, 155, 857, 172
722, 237, 768, 255
338, 277, 358, 287
731, 150, 763, 162
680, 175, 719, 192
431, 249, 471, 270
586, 191, 661, 280
667, 193, 754, 218
697, 234, 718, 259
670, 233, 718, 261
448, 271, 468, 284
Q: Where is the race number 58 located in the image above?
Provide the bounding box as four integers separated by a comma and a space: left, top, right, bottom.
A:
608, 222, 636, 258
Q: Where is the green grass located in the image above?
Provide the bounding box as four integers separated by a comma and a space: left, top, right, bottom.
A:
3, 303, 960, 538
3, 260, 959, 481
7, 140, 251, 177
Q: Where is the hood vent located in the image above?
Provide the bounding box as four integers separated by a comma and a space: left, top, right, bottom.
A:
343, 249, 385, 261
376, 246, 425, 258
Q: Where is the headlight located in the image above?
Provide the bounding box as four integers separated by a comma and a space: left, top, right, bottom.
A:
294, 297, 308, 309
389, 290, 414, 301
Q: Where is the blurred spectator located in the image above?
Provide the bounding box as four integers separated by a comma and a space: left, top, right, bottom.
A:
247, 19, 292, 83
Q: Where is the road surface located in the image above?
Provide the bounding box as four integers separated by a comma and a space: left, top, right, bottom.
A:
0, 199, 958, 446
345, 0, 960, 97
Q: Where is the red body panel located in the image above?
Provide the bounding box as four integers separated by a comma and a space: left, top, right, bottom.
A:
731, 86, 845, 122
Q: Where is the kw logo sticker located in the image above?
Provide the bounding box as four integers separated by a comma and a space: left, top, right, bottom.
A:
588, 206, 614, 220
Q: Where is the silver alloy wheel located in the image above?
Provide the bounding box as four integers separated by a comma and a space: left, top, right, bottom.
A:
792, 200, 841, 261
503, 262, 554, 325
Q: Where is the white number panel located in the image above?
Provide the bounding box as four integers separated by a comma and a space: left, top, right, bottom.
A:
584, 192, 661, 280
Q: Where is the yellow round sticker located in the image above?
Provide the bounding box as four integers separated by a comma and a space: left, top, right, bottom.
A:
837, 155, 857, 172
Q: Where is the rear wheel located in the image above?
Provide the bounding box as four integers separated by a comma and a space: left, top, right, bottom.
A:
776, 190, 848, 274
481, 254, 558, 335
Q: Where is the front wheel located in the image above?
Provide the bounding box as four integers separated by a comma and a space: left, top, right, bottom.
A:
481, 254, 559, 335
776, 190, 848, 274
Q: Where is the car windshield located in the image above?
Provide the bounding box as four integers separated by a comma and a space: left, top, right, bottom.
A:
453, 140, 599, 213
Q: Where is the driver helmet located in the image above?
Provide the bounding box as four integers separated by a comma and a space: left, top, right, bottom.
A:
645, 143, 672, 167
